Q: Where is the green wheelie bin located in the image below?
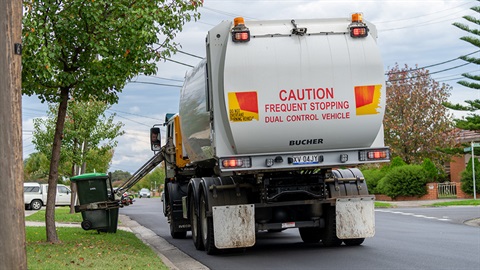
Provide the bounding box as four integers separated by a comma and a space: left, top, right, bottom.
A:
71, 173, 119, 233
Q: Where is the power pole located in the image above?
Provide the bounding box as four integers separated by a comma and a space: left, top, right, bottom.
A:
0, 0, 27, 269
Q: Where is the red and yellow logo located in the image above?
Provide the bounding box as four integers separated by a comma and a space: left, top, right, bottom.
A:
354, 85, 382, 115
228, 91, 259, 122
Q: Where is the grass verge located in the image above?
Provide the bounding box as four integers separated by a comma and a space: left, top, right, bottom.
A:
26, 227, 167, 270
25, 207, 83, 223
430, 199, 480, 207
374, 201, 393, 208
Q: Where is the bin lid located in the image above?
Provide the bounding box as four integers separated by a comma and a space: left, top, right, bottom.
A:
70, 172, 108, 182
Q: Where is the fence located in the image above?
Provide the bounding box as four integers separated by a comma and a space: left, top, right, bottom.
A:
437, 182, 457, 198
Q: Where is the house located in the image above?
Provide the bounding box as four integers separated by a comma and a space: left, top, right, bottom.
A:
448, 129, 480, 182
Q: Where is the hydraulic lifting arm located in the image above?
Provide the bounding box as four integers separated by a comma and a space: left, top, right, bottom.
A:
115, 148, 166, 196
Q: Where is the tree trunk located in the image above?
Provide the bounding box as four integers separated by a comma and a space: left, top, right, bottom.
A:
81, 140, 88, 174
45, 87, 70, 243
69, 181, 77, 214
0, 0, 27, 268
69, 163, 76, 214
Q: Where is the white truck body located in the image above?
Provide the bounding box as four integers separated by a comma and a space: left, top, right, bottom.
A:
180, 18, 387, 173
24, 182, 71, 210
155, 15, 390, 254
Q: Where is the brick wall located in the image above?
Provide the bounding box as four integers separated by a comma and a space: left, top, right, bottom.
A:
456, 182, 474, 199
375, 182, 476, 201
450, 155, 466, 183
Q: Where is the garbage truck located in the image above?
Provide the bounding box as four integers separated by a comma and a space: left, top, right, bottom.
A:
147, 14, 389, 254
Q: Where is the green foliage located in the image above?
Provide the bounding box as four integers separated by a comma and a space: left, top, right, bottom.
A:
388, 156, 407, 169
422, 158, 439, 182
445, 3, 480, 129
134, 166, 166, 193
460, 157, 480, 195
22, 0, 201, 105
31, 100, 122, 177
111, 170, 132, 182
23, 152, 50, 182
362, 169, 386, 194
377, 165, 428, 199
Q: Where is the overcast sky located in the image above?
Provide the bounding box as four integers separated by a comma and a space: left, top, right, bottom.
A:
22, 0, 480, 174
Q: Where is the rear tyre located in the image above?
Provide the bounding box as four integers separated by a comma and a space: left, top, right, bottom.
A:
343, 238, 365, 246
30, 200, 42, 211
190, 195, 204, 250
299, 227, 321, 243
321, 206, 342, 247
200, 193, 218, 255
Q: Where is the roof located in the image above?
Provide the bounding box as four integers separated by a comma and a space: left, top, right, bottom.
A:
454, 128, 480, 144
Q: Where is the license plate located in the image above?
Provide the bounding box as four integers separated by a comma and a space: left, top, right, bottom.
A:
292, 155, 320, 165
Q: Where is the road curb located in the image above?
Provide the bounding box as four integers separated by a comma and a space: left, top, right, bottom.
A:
118, 215, 209, 270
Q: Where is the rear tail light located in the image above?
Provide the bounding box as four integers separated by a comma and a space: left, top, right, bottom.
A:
231, 17, 250, 42
220, 157, 252, 169
350, 27, 368, 37
349, 13, 369, 38
359, 149, 390, 161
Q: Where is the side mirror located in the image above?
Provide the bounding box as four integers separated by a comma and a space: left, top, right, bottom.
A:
150, 127, 161, 151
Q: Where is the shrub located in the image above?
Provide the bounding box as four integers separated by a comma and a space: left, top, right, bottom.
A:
422, 158, 438, 182
390, 156, 407, 167
460, 157, 480, 196
362, 169, 386, 194
377, 165, 428, 199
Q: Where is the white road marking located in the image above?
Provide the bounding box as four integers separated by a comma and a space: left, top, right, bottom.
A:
375, 209, 451, 222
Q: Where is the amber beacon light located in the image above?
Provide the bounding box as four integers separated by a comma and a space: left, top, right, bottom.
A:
349, 13, 369, 38
232, 17, 250, 42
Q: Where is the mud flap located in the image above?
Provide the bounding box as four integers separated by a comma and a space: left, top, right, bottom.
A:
212, 204, 255, 249
336, 196, 375, 239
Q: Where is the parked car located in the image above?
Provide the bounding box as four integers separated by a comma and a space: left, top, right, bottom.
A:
138, 188, 151, 198
24, 182, 71, 210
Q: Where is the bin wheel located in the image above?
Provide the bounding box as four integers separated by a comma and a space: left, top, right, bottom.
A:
81, 220, 93, 230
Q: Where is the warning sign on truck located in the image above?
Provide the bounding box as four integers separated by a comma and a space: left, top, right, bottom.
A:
228, 91, 259, 122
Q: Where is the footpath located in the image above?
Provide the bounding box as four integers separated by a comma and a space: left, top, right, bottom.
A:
25, 199, 479, 270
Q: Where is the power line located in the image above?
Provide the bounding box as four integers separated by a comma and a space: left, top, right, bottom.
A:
108, 109, 163, 122
375, 1, 476, 24
386, 50, 479, 75
128, 81, 182, 88
113, 114, 152, 128
387, 63, 471, 82
201, 6, 258, 20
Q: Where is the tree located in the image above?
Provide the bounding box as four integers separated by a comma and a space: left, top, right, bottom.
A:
32, 101, 122, 176
460, 157, 480, 196
24, 152, 50, 182
111, 170, 132, 181
384, 64, 456, 167
22, 0, 200, 243
444, 3, 480, 130
33, 100, 123, 213
134, 166, 166, 194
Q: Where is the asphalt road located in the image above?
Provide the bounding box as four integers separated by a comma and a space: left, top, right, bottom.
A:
121, 198, 480, 270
